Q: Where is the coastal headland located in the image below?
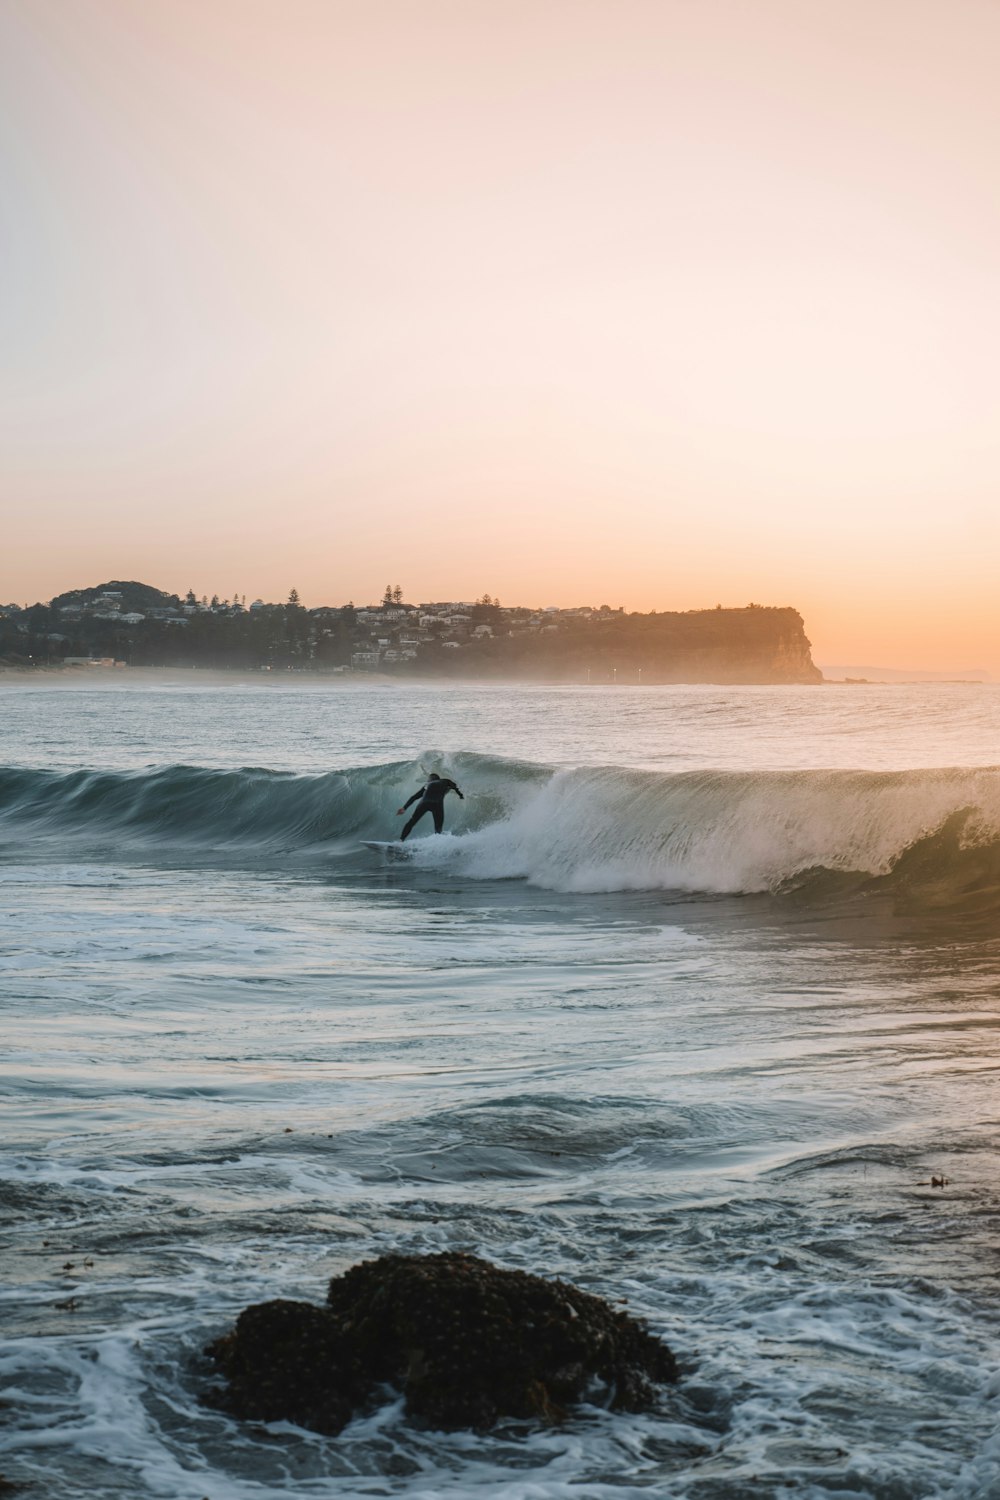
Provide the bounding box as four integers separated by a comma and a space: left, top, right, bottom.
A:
1, 581, 822, 685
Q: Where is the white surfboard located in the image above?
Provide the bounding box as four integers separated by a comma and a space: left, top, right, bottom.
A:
360, 839, 411, 860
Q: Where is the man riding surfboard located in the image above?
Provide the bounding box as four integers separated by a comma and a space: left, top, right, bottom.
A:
397, 772, 464, 840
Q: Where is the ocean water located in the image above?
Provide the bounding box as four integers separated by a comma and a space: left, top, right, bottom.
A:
2, 677, 1000, 1500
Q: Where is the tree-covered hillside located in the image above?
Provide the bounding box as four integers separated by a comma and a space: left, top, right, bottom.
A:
0, 584, 822, 683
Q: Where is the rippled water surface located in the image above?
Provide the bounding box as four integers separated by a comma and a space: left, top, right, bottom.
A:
2, 680, 999, 1499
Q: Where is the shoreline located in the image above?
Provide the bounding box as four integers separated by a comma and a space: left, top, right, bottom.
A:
0, 663, 834, 688
1, 664, 992, 689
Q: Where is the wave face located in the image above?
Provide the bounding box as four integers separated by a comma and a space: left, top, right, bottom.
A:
3, 754, 1000, 906
0, 760, 434, 853
0, 755, 529, 855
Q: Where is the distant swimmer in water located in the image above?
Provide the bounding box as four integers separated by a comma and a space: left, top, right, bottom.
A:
397, 772, 464, 840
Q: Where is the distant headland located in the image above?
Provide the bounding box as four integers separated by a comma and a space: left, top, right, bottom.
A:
0, 581, 823, 685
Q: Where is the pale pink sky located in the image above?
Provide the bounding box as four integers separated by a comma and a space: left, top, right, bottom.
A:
2, 0, 999, 669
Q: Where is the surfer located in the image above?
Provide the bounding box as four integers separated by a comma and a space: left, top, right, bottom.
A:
397, 772, 464, 840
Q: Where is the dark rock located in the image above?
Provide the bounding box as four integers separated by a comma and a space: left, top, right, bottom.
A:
207, 1251, 678, 1433
206, 1299, 354, 1434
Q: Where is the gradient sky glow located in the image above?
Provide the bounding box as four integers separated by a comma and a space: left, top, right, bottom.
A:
3, 0, 999, 670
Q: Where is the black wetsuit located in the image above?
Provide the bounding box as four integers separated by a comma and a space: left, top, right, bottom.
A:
400, 778, 464, 839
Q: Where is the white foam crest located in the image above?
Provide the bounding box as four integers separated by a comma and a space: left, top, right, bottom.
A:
410, 765, 1000, 893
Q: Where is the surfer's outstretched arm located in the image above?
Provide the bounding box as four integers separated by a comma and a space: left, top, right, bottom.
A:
398, 787, 424, 814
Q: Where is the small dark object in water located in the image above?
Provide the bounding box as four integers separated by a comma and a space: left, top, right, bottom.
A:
207, 1251, 678, 1433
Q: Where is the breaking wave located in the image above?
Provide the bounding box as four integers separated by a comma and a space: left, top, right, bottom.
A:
3, 753, 1000, 908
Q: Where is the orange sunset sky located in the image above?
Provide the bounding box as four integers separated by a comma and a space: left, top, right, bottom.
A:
2, 0, 999, 672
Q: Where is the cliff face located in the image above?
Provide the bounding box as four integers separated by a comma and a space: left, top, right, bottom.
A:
766, 615, 824, 684
625, 606, 823, 684
452, 606, 823, 685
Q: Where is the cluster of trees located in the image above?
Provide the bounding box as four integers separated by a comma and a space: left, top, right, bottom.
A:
0, 583, 327, 671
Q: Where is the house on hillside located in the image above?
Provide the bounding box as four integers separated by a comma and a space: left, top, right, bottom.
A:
351, 650, 380, 671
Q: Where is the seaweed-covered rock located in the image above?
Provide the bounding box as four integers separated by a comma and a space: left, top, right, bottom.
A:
208, 1251, 677, 1433
206, 1299, 353, 1434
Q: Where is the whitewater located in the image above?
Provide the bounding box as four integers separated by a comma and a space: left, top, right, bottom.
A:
2, 678, 999, 1499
